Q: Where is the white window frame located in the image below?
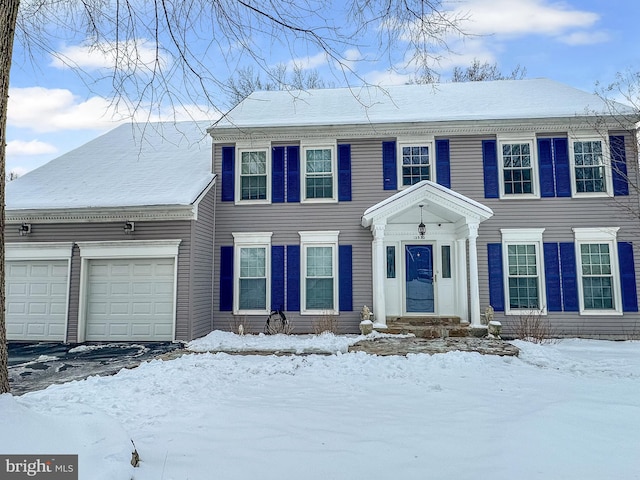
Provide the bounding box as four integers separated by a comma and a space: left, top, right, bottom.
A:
500, 229, 547, 315
232, 232, 272, 315
299, 231, 339, 315
235, 142, 271, 204
569, 134, 613, 198
573, 227, 622, 315
301, 141, 337, 203
497, 135, 540, 199
397, 136, 435, 189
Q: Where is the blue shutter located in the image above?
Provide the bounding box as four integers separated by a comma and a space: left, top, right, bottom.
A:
286, 146, 300, 202
271, 246, 285, 311
610, 135, 629, 196
618, 242, 638, 312
559, 242, 579, 311
286, 245, 300, 311
553, 138, 571, 197
221, 146, 235, 202
482, 140, 499, 199
543, 243, 562, 311
435, 139, 451, 189
272, 147, 285, 203
487, 243, 504, 311
338, 144, 352, 201
339, 245, 353, 311
219, 246, 234, 311
537, 139, 555, 198
382, 141, 397, 190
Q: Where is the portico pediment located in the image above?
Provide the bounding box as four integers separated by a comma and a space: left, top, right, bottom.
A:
361, 180, 493, 228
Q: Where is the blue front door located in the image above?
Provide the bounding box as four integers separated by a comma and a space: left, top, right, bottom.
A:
405, 245, 434, 313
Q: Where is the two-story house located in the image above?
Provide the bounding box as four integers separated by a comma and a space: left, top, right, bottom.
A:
5, 79, 639, 342
209, 79, 640, 338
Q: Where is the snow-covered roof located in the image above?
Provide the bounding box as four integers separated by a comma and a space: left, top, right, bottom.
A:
212, 78, 634, 130
7, 122, 215, 211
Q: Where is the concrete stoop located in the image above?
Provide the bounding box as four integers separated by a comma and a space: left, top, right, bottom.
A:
382, 316, 471, 339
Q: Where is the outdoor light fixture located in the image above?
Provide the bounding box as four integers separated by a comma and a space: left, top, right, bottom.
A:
124, 221, 135, 234
418, 205, 426, 238
19, 223, 31, 236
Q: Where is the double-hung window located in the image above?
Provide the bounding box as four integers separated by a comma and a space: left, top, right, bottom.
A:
501, 229, 546, 315
300, 231, 339, 314
398, 139, 434, 187
497, 136, 538, 198
303, 143, 336, 201
570, 136, 612, 196
233, 232, 272, 314
573, 228, 621, 314
236, 145, 270, 203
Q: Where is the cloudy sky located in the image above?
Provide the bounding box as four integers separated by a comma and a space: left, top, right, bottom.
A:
7, 0, 640, 176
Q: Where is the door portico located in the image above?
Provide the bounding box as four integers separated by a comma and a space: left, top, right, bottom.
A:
361, 181, 493, 327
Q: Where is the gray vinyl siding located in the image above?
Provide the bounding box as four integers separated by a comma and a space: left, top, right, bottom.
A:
188, 184, 216, 340
5, 220, 193, 343
213, 139, 385, 333
450, 134, 640, 338
215, 131, 640, 338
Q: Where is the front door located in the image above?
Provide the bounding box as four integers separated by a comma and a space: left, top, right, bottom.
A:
405, 245, 434, 313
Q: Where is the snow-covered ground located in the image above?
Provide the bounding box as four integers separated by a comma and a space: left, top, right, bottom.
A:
2, 333, 639, 480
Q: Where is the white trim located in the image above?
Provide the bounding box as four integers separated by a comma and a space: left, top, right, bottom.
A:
6, 242, 73, 260
76, 239, 181, 259
5, 242, 73, 342
496, 135, 540, 199
300, 142, 338, 203
396, 138, 435, 189
568, 135, 613, 198
76, 239, 181, 342
500, 228, 547, 316
232, 232, 273, 315
235, 146, 271, 205
572, 227, 622, 315
299, 231, 340, 315
6, 205, 197, 224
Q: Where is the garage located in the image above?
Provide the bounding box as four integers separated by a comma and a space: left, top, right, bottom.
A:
6, 260, 70, 341
84, 257, 176, 341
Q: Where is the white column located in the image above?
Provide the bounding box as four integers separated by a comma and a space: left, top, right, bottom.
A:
467, 223, 481, 326
455, 237, 469, 323
372, 223, 387, 328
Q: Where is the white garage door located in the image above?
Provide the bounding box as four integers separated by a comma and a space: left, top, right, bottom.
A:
6, 260, 69, 341
85, 258, 175, 341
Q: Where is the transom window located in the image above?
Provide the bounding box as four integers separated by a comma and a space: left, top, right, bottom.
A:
579, 243, 613, 310
502, 143, 533, 195
507, 244, 539, 310
573, 140, 606, 193
401, 145, 431, 186
240, 150, 267, 200
304, 147, 335, 200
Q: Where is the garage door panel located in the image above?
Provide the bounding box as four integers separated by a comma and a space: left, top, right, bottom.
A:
85, 258, 175, 341
6, 260, 68, 341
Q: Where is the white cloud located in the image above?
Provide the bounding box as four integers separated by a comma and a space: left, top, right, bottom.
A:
285, 51, 329, 71
8, 86, 218, 134
6, 139, 58, 156
559, 30, 610, 46
452, 0, 600, 37
50, 39, 170, 72
8, 87, 125, 133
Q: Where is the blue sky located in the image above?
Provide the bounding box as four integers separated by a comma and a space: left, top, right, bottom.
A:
7, 0, 640, 176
